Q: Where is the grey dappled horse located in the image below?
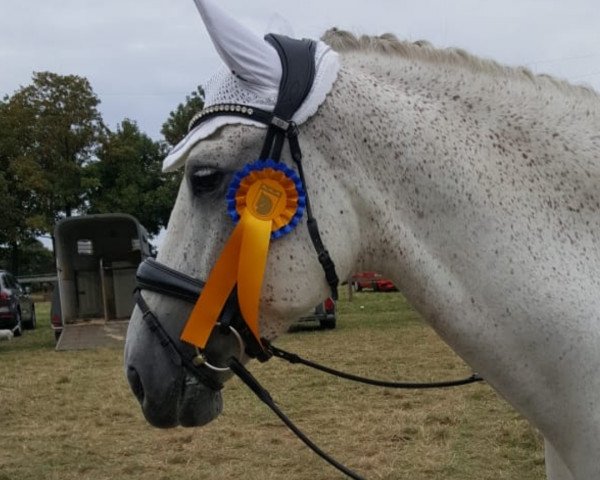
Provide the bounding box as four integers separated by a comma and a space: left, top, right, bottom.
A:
125, 2, 600, 478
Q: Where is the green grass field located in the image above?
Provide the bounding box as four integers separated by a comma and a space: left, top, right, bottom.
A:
0, 292, 545, 480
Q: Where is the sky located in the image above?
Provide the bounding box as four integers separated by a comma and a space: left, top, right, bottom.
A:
2, 0, 599, 250
2, 0, 600, 142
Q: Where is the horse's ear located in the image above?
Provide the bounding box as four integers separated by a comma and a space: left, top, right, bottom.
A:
192, 0, 281, 88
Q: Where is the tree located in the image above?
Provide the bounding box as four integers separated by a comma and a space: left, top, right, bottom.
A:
0, 92, 47, 273
10, 72, 106, 222
0, 71, 105, 274
0, 96, 35, 246
85, 119, 180, 236
0, 239, 54, 276
161, 86, 205, 146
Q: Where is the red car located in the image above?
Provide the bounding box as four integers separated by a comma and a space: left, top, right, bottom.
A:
351, 272, 397, 292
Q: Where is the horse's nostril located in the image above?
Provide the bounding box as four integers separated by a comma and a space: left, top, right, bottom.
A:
126, 366, 145, 403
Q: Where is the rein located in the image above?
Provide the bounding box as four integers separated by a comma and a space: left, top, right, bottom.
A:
232, 343, 483, 480
229, 353, 482, 480
135, 257, 484, 480
268, 342, 483, 389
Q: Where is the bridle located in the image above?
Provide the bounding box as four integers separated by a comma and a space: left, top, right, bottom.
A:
134, 34, 483, 480
136, 32, 338, 372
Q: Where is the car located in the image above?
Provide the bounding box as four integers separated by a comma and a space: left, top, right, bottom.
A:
297, 297, 336, 329
0, 270, 36, 336
351, 272, 398, 292
371, 278, 397, 292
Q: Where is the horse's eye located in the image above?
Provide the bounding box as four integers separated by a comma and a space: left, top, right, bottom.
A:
189, 168, 226, 196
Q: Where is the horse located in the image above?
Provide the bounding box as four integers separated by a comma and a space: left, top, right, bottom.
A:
124, 2, 600, 478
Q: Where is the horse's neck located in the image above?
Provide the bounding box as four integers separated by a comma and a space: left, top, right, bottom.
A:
321, 51, 600, 326
311, 49, 600, 465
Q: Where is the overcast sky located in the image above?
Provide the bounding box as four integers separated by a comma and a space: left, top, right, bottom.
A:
2, 0, 600, 142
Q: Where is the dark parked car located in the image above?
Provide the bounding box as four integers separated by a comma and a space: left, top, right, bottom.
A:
0, 270, 36, 336
297, 297, 336, 329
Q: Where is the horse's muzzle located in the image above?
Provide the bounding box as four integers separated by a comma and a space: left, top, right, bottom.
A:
126, 362, 223, 428
125, 302, 225, 428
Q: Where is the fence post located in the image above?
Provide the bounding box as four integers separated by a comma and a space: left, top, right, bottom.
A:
347, 276, 353, 302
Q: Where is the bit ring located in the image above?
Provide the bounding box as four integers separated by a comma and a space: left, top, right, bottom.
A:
193, 323, 245, 372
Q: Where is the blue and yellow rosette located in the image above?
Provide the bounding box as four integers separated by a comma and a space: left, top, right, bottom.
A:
181, 160, 306, 348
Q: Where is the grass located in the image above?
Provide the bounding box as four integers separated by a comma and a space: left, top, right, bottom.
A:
0, 291, 545, 480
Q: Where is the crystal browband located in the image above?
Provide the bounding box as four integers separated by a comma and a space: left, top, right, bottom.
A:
188, 103, 274, 133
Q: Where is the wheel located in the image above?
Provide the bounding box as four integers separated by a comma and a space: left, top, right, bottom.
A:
23, 305, 36, 330
320, 318, 336, 329
13, 311, 23, 337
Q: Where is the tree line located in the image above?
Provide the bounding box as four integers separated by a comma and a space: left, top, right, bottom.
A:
0, 71, 204, 275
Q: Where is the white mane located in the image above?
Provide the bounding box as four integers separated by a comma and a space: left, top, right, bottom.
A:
322, 28, 599, 99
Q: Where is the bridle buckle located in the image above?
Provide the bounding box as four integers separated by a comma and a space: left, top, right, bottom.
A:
270, 116, 290, 131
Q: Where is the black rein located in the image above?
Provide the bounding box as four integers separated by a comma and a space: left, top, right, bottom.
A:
229, 345, 483, 480
267, 342, 483, 389
135, 256, 484, 479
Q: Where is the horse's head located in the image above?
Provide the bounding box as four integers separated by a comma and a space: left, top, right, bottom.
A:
125, 0, 359, 428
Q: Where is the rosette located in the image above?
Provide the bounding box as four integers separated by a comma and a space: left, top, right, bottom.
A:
181, 160, 306, 349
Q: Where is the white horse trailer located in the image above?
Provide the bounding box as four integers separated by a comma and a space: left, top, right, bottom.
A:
52, 214, 151, 350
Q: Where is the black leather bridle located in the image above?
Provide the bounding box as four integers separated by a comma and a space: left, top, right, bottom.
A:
185, 33, 341, 306
133, 34, 482, 480
135, 33, 339, 362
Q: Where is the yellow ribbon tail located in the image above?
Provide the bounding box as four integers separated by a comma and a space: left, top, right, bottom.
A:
180, 164, 299, 350
180, 222, 243, 348
237, 211, 272, 344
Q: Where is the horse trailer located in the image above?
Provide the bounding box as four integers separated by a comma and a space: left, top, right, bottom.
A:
51, 214, 151, 350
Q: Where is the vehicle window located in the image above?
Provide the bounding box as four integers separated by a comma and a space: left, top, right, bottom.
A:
77, 239, 94, 255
